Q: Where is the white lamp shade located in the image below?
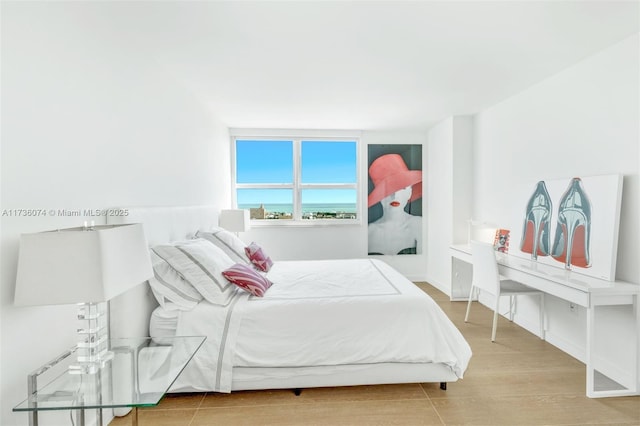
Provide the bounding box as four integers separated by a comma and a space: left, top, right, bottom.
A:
219, 209, 250, 232
15, 223, 153, 306
467, 220, 497, 244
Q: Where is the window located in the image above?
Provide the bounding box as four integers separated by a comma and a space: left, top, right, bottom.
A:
233, 134, 358, 224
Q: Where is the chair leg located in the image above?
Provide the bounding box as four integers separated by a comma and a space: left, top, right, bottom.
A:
464, 285, 475, 323
509, 295, 515, 322
491, 296, 500, 342
491, 310, 499, 342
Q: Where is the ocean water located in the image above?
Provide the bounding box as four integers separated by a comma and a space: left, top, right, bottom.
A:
238, 203, 356, 214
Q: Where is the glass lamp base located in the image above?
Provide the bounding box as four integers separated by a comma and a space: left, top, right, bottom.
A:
70, 302, 112, 375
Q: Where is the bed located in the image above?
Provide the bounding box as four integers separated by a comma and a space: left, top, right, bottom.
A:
108, 206, 472, 394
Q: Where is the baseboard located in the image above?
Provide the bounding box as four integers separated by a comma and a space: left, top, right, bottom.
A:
542, 330, 585, 363
423, 274, 450, 297
544, 331, 634, 389
405, 273, 427, 282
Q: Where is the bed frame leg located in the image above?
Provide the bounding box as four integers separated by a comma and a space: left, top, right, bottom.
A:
293, 388, 302, 396
439, 382, 447, 391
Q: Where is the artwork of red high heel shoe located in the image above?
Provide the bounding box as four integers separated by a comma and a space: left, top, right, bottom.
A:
551, 177, 592, 269
520, 181, 552, 259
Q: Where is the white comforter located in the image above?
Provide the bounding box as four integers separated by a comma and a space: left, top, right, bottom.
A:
171, 259, 472, 392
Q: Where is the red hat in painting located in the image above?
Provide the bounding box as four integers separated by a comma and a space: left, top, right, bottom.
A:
367, 154, 422, 208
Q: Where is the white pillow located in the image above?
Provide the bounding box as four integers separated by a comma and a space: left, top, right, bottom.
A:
148, 252, 202, 310
196, 228, 250, 265
151, 239, 237, 306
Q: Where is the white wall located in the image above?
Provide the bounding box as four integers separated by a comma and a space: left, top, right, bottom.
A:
425, 119, 454, 293
242, 130, 429, 281
474, 33, 639, 385
430, 33, 639, 384
473, 33, 639, 285
425, 117, 473, 293
0, 3, 230, 425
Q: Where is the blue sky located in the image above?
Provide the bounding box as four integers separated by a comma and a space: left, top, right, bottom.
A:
301, 141, 356, 183
237, 140, 293, 184
237, 140, 356, 205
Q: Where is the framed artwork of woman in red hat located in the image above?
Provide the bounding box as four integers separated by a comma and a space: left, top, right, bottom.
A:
367, 145, 423, 255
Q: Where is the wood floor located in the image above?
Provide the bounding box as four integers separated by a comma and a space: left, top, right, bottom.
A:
110, 282, 640, 425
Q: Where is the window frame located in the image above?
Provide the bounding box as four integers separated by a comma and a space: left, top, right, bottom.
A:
231, 130, 361, 226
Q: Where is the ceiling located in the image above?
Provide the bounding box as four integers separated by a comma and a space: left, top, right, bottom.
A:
119, 1, 639, 131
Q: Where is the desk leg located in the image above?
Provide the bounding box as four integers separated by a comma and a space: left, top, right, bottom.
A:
586, 298, 640, 398
635, 293, 640, 396
132, 407, 138, 426
586, 305, 595, 397
451, 256, 473, 301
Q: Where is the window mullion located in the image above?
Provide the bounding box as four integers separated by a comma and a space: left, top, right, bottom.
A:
299, 183, 357, 190
236, 183, 294, 189
293, 139, 302, 221
231, 137, 238, 208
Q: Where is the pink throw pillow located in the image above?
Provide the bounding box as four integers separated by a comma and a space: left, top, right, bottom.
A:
245, 242, 274, 272
222, 264, 272, 297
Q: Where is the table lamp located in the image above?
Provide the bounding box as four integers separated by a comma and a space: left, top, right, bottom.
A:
14, 223, 153, 374
467, 219, 497, 244
219, 209, 250, 235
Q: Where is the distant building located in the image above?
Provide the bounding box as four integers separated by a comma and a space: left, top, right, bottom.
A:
250, 204, 266, 219
337, 213, 357, 219
250, 204, 353, 220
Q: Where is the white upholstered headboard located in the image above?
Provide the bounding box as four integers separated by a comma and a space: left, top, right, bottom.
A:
107, 206, 219, 338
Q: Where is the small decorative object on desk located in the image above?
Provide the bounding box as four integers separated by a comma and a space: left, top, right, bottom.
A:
493, 229, 510, 253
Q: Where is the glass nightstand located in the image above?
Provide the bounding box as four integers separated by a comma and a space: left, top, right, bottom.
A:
13, 336, 205, 426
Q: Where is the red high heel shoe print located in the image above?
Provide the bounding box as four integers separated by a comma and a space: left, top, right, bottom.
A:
551, 178, 592, 269
520, 181, 552, 259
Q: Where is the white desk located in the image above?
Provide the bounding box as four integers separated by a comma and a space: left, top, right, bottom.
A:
450, 244, 639, 398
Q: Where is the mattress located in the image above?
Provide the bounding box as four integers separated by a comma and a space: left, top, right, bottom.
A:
151, 259, 472, 393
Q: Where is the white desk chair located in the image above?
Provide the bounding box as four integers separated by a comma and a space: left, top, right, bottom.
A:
465, 240, 546, 342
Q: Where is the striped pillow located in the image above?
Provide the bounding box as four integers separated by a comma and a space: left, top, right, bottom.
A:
245, 242, 274, 272
222, 264, 272, 297
152, 239, 237, 306
196, 228, 250, 265
148, 252, 202, 310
